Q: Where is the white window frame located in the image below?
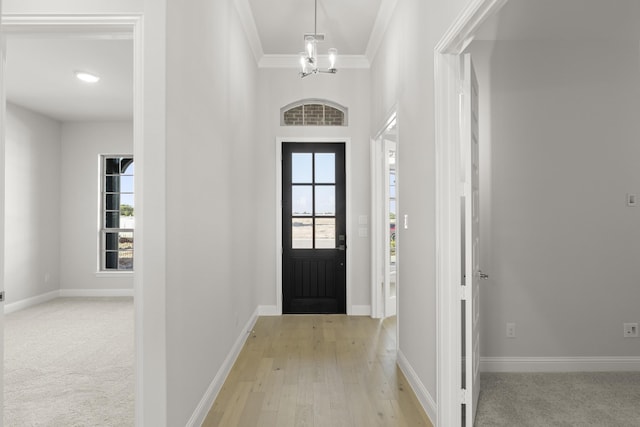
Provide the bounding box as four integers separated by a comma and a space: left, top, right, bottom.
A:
280, 99, 349, 126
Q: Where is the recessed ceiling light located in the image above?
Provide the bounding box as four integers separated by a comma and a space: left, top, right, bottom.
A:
75, 71, 100, 83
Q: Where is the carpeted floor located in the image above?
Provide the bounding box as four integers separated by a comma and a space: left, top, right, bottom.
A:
4, 297, 134, 427
476, 372, 640, 427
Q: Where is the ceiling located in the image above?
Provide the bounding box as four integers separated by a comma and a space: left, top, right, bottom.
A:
5, 36, 133, 122
475, 0, 640, 41
249, 0, 383, 55
5, 0, 386, 122
8, 1, 640, 123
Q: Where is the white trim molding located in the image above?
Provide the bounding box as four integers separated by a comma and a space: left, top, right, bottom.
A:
398, 350, 437, 425
4, 291, 59, 314
186, 307, 260, 427
275, 137, 353, 317
434, 1, 510, 426
259, 54, 370, 70
59, 289, 134, 298
364, 0, 399, 63
258, 305, 280, 316
481, 357, 640, 373
233, 0, 264, 64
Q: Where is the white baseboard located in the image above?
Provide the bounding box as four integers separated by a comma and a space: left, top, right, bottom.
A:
59, 289, 134, 298
186, 307, 260, 427
397, 350, 437, 425
4, 290, 59, 314
481, 357, 640, 372
350, 305, 372, 316
258, 305, 280, 316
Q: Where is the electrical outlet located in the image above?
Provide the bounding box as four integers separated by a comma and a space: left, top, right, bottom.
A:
506, 322, 516, 338
623, 323, 638, 338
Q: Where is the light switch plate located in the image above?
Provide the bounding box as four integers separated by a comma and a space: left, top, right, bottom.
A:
627, 194, 637, 207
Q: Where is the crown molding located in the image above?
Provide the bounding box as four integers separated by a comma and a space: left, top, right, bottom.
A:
364, 0, 399, 63
259, 54, 370, 69
234, 0, 264, 64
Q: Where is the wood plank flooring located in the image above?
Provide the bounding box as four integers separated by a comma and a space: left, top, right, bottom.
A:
203, 315, 433, 427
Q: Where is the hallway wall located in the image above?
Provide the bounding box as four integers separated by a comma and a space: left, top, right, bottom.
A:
470, 40, 640, 362
164, 0, 260, 424
255, 68, 372, 312
60, 121, 134, 293
4, 103, 61, 305
369, 0, 473, 414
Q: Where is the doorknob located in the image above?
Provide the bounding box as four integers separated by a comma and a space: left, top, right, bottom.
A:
478, 271, 489, 280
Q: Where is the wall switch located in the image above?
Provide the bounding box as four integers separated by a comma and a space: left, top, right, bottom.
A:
627, 194, 637, 207
506, 322, 516, 338
624, 323, 638, 338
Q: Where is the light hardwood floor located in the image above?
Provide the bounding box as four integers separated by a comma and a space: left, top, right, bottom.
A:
203, 315, 433, 427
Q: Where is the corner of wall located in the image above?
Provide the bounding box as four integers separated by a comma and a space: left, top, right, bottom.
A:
397, 350, 438, 426
185, 306, 260, 427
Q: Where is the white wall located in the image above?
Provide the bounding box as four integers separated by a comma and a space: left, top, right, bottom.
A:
369, 0, 473, 408
164, 0, 259, 424
255, 68, 372, 311
470, 40, 640, 359
4, 103, 61, 304
60, 121, 134, 292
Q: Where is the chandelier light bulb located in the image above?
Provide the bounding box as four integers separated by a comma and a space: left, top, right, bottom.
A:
305, 36, 315, 60
328, 48, 337, 70
299, 52, 308, 73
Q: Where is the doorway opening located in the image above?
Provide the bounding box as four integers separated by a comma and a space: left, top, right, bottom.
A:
371, 114, 398, 320
275, 138, 352, 315
281, 142, 347, 314
434, 1, 507, 426
0, 15, 143, 424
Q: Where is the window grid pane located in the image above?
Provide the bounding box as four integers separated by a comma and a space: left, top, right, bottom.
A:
290, 150, 337, 249
101, 156, 134, 271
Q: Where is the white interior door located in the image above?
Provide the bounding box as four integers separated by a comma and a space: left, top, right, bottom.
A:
384, 139, 397, 317
462, 53, 480, 426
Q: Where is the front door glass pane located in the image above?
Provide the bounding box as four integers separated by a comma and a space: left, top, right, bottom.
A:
292, 153, 312, 183
315, 153, 335, 183
292, 218, 313, 248
315, 218, 336, 249
292, 186, 313, 216
315, 186, 335, 216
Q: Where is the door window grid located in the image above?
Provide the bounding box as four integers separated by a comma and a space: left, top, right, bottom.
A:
291, 152, 336, 249
101, 155, 134, 271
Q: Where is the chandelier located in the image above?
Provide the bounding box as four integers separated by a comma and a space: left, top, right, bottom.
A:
299, 0, 337, 78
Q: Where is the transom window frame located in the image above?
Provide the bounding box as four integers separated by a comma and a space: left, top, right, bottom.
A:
99, 154, 135, 272
280, 99, 348, 127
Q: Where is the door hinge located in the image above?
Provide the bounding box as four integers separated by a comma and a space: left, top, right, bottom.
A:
0, 291, 5, 302
460, 285, 470, 301
460, 389, 468, 405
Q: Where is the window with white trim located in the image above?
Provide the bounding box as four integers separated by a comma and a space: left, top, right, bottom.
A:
100, 155, 134, 271
281, 99, 348, 126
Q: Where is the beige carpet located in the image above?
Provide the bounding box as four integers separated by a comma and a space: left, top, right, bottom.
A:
4, 297, 134, 427
476, 372, 640, 427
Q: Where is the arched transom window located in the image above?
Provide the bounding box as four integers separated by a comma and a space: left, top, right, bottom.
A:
281, 99, 348, 126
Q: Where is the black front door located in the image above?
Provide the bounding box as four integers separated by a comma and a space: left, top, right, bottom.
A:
282, 142, 346, 314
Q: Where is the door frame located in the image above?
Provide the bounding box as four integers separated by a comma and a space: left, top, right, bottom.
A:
370, 110, 399, 320
434, 1, 508, 426
275, 137, 352, 315
0, 14, 152, 426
